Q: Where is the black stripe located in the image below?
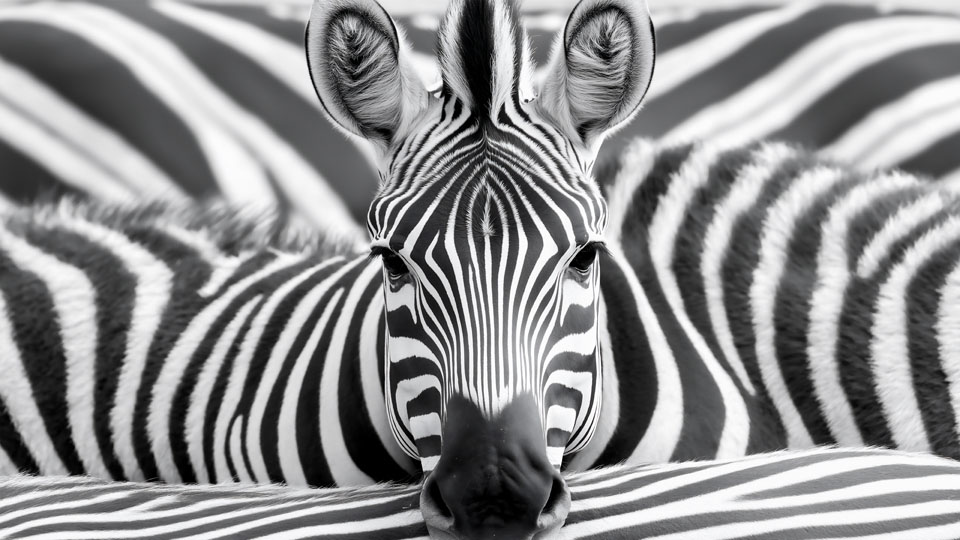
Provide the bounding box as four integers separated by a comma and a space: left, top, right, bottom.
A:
836, 204, 952, 448
0, 238, 85, 474
906, 238, 960, 459
339, 269, 415, 482
0, 138, 82, 203
453, 0, 496, 120
0, 397, 39, 474
125, 227, 218, 480
774, 176, 858, 446
655, 6, 776, 52
21, 226, 134, 480
900, 129, 960, 179
202, 294, 263, 483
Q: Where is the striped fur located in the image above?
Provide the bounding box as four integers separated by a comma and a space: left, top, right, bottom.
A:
1, 2, 959, 224
0, 199, 417, 486
1, 448, 959, 539
582, 138, 960, 467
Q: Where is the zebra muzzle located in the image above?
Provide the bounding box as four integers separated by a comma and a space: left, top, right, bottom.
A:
420, 394, 571, 539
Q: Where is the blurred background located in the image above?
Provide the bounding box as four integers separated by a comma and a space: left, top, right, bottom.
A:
0, 0, 958, 243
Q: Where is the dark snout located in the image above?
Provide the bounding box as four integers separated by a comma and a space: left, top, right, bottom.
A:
421, 394, 570, 540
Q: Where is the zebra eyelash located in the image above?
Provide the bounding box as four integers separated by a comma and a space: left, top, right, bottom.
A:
370, 245, 410, 277
569, 241, 608, 273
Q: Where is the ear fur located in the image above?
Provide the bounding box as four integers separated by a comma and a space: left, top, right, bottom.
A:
306, 0, 429, 147
538, 0, 655, 152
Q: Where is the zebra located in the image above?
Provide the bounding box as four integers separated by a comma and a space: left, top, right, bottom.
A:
3, 0, 960, 536
1, 0, 959, 224
1, 447, 959, 540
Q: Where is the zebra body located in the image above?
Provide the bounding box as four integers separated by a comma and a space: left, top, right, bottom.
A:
2, 448, 959, 540
592, 138, 960, 465
0, 201, 417, 487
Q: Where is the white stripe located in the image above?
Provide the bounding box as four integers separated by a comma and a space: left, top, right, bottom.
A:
0, 95, 133, 200
0, 446, 14, 475
359, 291, 416, 473
806, 174, 918, 447
240, 259, 345, 483
0, 228, 110, 478
318, 259, 386, 486
605, 244, 684, 464
824, 74, 960, 169
855, 101, 960, 173
565, 295, 619, 471
409, 413, 442, 440
0, 295, 67, 475
872, 217, 960, 451
227, 415, 251, 483
752, 167, 845, 449
938, 260, 960, 433
664, 17, 960, 147
943, 167, 960, 187
185, 295, 261, 484
0, 58, 187, 201
647, 3, 813, 100
277, 289, 345, 486
856, 191, 948, 278
546, 405, 577, 434
647, 144, 750, 458
0, 4, 271, 206
150, 254, 305, 483
701, 143, 795, 396
57, 215, 175, 482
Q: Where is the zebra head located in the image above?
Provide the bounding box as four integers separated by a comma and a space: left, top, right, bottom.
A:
307, 0, 654, 537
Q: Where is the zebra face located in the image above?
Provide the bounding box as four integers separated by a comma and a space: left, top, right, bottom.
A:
307, 0, 653, 537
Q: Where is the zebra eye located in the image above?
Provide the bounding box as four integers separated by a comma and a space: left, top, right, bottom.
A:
372, 247, 409, 278
569, 243, 600, 274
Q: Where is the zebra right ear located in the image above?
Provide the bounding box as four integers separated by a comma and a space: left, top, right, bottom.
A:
306, 0, 429, 149
538, 0, 655, 154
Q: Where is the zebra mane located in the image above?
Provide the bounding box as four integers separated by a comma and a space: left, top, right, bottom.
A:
437, 0, 533, 121
1, 198, 360, 258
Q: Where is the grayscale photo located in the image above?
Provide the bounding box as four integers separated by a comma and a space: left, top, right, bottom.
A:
0, 0, 959, 538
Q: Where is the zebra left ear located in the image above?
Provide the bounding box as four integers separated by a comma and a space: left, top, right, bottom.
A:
538, 0, 655, 153
305, 0, 429, 149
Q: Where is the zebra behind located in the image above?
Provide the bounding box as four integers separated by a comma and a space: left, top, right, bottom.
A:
4, 447, 960, 540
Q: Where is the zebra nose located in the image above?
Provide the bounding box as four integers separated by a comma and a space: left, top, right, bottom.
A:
419, 394, 571, 540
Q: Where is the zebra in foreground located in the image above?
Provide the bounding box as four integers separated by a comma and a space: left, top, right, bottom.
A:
4, 0, 960, 537
3, 447, 959, 540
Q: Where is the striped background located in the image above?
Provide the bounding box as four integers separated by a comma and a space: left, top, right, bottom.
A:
0, 0, 958, 236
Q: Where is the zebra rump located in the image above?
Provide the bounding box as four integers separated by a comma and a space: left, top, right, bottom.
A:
0, 448, 958, 540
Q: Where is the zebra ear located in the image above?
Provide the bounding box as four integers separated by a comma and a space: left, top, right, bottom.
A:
305, 0, 429, 148
538, 0, 655, 152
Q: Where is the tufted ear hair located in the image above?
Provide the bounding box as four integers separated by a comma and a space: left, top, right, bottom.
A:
306, 0, 430, 149
538, 0, 655, 153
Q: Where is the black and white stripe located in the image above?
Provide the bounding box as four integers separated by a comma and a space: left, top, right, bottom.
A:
2, 448, 959, 540
0, 200, 416, 486
576, 137, 960, 469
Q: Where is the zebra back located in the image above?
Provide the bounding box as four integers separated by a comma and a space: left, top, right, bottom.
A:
2, 448, 959, 539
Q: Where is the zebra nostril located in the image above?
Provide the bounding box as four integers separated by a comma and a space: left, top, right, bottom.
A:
538, 473, 572, 533
421, 474, 456, 537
